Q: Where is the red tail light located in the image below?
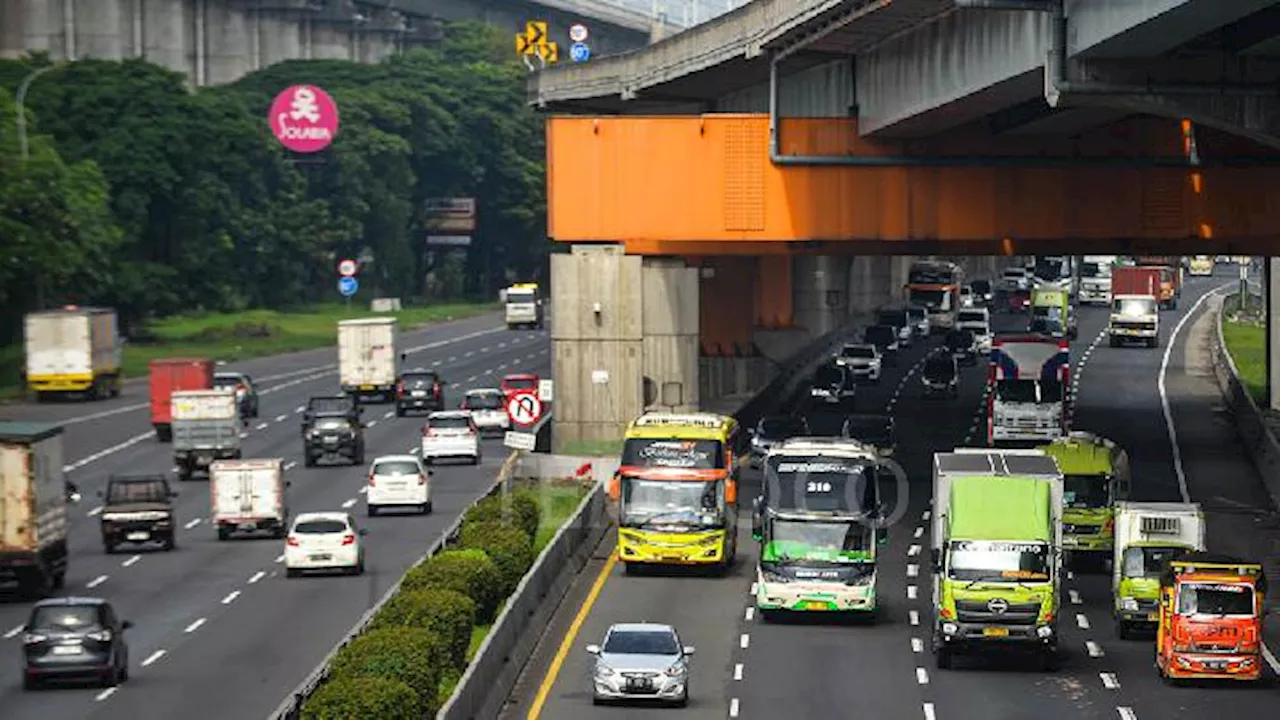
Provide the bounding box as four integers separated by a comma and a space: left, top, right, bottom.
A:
418, 474, 427, 486
396, 381, 405, 396
368, 472, 376, 487
286, 536, 299, 546
422, 426, 435, 436
341, 533, 355, 546
433, 383, 441, 397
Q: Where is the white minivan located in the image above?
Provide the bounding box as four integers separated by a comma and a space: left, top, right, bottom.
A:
954, 308, 992, 354
421, 411, 482, 465
366, 455, 432, 516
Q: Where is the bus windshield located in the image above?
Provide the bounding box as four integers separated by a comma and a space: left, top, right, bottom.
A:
1176, 583, 1255, 617
620, 478, 723, 528
908, 289, 948, 310
764, 519, 871, 563
621, 438, 724, 469
948, 540, 1050, 582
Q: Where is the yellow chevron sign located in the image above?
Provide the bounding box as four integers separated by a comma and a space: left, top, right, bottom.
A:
515, 20, 558, 64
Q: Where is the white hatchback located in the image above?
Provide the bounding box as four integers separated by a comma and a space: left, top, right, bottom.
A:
461, 389, 509, 435
366, 455, 432, 516
421, 411, 482, 465
284, 512, 366, 577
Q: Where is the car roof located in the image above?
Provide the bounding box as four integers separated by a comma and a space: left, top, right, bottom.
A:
428, 410, 473, 419
607, 622, 676, 634
402, 368, 438, 375
466, 388, 502, 396
843, 343, 875, 349
503, 373, 537, 380
214, 371, 248, 379
31, 596, 108, 609
294, 511, 351, 523
371, 454, 419, 464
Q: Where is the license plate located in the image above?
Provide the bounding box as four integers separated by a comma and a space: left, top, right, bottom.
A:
803, 601, 828, 610
983, 627, 1010, 638
626, 678, 653, 691
310, 554, 331, 561
51, 645, 81, 655
360, 384, 373, 390
127, 531, 150, 541
411, 390, 425, 397
238, 523, 257, 531
323, 437, 338, 443
1147, 612, 1159, 621
1205, 661, 1227, 670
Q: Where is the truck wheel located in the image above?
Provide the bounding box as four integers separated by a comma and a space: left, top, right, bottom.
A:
52, 571, 65, 590
304, 453, 316, 468
103, 542, 115, 555
395, 406, 405, 418
1109, 337, 1119, 348
934, 647, 953, 669
423, 501, 433, 514
286, 568, 301, 578
1149, 337, 1159, 348
216, 526, 230, 541
162, 535, 176, 551
1039, 650, 1059, 672
156, 427, 172, 443
367, 505, 378, 517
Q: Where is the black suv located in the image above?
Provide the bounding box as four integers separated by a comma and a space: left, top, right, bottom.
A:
99, 475, 177, 553
213, 371, 259, 419
21, 597, 131, 689
944, 328, 978, 366
302, 396, 365, 467
395, 369, 445, 417
863, 325, 900, 366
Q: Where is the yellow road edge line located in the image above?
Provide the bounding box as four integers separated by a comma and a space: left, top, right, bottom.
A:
526, 544, 618, 719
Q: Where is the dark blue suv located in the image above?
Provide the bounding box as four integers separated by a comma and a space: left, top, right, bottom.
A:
22, 597, 131, 689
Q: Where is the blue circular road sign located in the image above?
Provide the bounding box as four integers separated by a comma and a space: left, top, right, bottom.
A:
338, 276, 358, 297
570, 42, 591, 63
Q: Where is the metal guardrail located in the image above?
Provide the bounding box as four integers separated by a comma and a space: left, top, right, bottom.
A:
268, 451, 522, 720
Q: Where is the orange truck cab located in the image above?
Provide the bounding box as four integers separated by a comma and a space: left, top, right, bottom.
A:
1155, 552, 1268, 684
1133, 257, 1181, 310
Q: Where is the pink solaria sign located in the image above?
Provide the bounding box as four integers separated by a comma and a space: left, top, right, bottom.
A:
269, 85, 339, 153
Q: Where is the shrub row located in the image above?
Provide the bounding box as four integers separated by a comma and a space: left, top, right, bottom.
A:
300, 485, 546, 717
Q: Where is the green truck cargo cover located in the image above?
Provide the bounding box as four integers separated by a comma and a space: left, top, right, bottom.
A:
949, 475, 1052, 541
1039, 440, 1111, 476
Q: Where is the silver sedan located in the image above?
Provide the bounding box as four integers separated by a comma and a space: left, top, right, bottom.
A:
588, 623, 694, 707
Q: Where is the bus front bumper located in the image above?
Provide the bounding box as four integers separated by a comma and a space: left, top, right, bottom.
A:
755, 576, 876, 612
617, 529, 726, 565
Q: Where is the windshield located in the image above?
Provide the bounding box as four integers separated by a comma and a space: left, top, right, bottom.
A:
764, 457, 875, 514
1063, 474, 1110, 509
213, 376, 245, 389
1079, 262, 1111, 279
621, 439, 724, 469
1121, 546, 1183, 579
813, 366, 844, 387
865, 326, 893, 344
1034, 257, 1065, 280
620, 478, 722, 526
765, 519, 871, 562
907, 308, 926, 320
908, 289, 947, 309
1114, 298, 1155, 316
1032, 305, 1063, 320
428, 416, 472, 430
465, 393, 503, 409
294, 519, 349, 534
314, 416, 351, 430
925, 358, 956, 377
107, 479, 168, 503
995, 379, 1063, 403
402, 374, 439, 388
945, 331, 973, 348
1177, 583, 1255, 616
877, 311, 906, 326
603, 630, 678, 655
971, 280, 991, 294
372, 460, 420, 476
507, 290, 536, 303
759, 418, 804, 438
947, 540, 1051, 582
842, 346, 875, 359
503, 377, 537, 390
28, 606, 102, 633
956, 312, 986, 325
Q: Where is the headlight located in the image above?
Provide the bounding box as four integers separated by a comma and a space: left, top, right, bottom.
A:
1036, 625, 1054, 639
941, 622, 958, 636
1120, 597, 1138, 611
665, 662, 687, 677
22, 633, 47, 645
595, 664, 615, 679
86, 629, 112, 642
760, 570, 790, 583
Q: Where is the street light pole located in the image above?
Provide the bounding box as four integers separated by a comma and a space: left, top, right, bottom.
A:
16, 64, 57, 162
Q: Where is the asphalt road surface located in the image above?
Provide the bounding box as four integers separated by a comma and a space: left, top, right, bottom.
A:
0, 312, 552, 719
506, 267, 1280, 720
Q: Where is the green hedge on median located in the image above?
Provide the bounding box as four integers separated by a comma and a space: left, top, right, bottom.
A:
402, 549, 504, 624
459, 519, 535, 597
464, 490, 541, 539
300, 676, 421, 720
369, 588, 476, 669
327, 628, 445, 715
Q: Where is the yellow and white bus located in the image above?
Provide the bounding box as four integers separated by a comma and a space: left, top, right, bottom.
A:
609, 413, 745, 572
1187, 256, 1214, 276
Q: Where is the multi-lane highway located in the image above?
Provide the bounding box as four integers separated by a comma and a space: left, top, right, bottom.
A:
0, 312, 550, 719
508, 267, 1279, 720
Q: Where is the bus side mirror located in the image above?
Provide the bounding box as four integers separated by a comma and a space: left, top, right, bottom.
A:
751, 497, 762, 541
931, 549, 941, 572
878, 530, 889, 546
607, 474, 621, 501
400, 353, 407, 363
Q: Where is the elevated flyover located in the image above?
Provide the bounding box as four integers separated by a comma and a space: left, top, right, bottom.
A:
530, 0, 1280, 446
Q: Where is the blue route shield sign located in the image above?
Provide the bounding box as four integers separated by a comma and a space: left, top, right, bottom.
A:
338, 276, 358, 297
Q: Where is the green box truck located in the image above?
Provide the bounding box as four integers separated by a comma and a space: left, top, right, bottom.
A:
931, 449, 1064, 670
1037, 431, 1130, 561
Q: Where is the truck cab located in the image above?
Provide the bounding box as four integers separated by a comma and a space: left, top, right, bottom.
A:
100, 475, 177, 553
1155, 553, 1267, 683
1037, 432, 1130, 563
1112, 501, 1205, 638
504, 283, 544, 330
1030, 289, 1077, 340
987, 335, 1069, 446
1108, 294, 1160, 348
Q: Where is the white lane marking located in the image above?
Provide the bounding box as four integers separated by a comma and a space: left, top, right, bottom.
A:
296, 406, 305, 413
341, 498, 357, 509
907, 544, 921, 556
86, 574, 108, 589
141, 650, 166, 666
255, 422, 269, 430
924, 703, 937, 720
95, 687, 118, 701
749, 582, 758, 596
367, 420, 377, 428
1067, 571, 1075, 580
238, 432, 248, 439
744, 607, 754, 622
739, 633, 749, 649
907, 585, 918, 600
729, 698, 741, 718
284, 461, 297, 470
1069, 589, 1082, 605
63, 431, 152, 473
184, 618, 206, 633
358, 486, 368, 494
248, 570, 266, 584
922, 510, 930, 520
1077, 613, 1091, 629
914, 526, 923, 538
121, 554, 140, 568
274, 554, 285, 563
1100, 672, 1120, 689
907, 564, 918, 578
448, 356, 457, 362
916, 667, 929, 684
1118, 708, 1138, 720
909, 610, 920, 626
3, 625, 23, 639
465, 350, 475, 357
1263, 643, 1280, 675
184, 518, 202, 529
467, 375, 477, 382
911, 637, 923, 653
221, 590, 241, 605
733, 663, 743, 680
275, 414, 287, 422
88, 506, 104, 517
1086, 640, 1104, 657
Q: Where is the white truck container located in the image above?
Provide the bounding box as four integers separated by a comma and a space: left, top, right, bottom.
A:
209, 458, 289, 540
338, 317, 399, 401
0, 422, 69, 596
24, 307, 122, 400
1111, 501, 1205, 636
171, 389, 242, 481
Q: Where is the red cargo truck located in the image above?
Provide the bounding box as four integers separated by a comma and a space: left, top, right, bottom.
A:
149, 358, 214, 442
1110, 266, 1162, 299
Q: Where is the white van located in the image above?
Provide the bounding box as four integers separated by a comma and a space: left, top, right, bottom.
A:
954, 308, 992, 354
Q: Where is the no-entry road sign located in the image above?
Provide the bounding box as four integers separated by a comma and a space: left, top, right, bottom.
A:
506, 391, 543, 428
337, 258, 357, 276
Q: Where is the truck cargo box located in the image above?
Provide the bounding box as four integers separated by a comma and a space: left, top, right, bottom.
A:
209, 458, 288, 539
338, 318, 398, 398
1110, 266, 1161, 298
0, 422, 69, 596
171, 390, 242, 453
24, 307, 122, 398
149, 358, 214, 441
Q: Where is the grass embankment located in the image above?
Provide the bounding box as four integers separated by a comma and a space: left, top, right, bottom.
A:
0, 301, 498, 399
558, 437, 623, 456
1221, 292, 1266, 405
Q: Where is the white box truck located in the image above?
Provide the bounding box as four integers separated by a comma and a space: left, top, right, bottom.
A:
0, 422, 69, 597
171, 390, 243, 481
24, 306, 122, 401
338, 318, 399, 402
1111, 501, 1205, 638
209, 458, 289, 540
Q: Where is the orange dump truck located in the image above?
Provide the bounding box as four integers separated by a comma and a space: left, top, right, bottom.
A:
1155, 552, 1268, 684
1133, 257, 1181, 310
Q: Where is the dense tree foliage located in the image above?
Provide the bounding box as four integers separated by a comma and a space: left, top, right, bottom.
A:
0, 23, 546, 342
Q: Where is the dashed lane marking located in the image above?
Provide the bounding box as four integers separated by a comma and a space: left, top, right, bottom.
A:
358, 486, 368, 494
122, 555, 140, 567
184, 618, 206, 633
729, 698, 741, 718
95, 687, 118, 702
284, 461, 297, 470
1086, 640, 1104, 657
913, 526, 923, 538
367, 420, 377, 428
141, 650, 166, 667
63, 431, 152, 473
1100, 672, 1120, 689
907, 585, 918, 600
1118, 708, 1138, 720
1076, 613, 1091, 629
1069, 589, 1082, 604
924, 703, 937, 720
274, 414, 287, 422
922, 510, 930, 520
744, 607, 754, 622
274, 554, 285, 563
3, 625, 23, 639
88, 506, 103, 517
749, 582, 758, 596
909, 610, 920, 626
739, 633, 750, 649
916, 667, 929, 684
733, 663, 743, 680
341, 498, 357, 509
255, 422, 269, 430
383, 411, 394, 419
907, 544, 921, 556
907, 564, 918, 578
184, 518, 202, 530
222, 590, 241, 605
295, 406, 305, 413
911, 637, 923, 653
248, 571, 266, 584
86, 575, 108, 589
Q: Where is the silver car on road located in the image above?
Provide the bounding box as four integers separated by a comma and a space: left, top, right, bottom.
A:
588, 623, 694, 706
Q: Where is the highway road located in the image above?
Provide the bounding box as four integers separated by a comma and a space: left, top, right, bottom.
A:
0, 311, 552, 719
508, 266, 1280, 720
